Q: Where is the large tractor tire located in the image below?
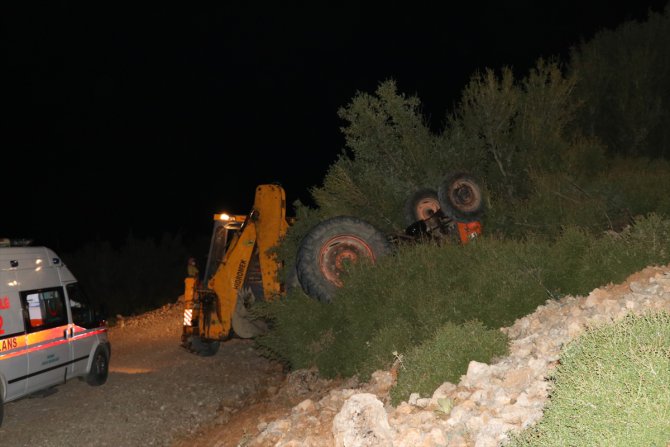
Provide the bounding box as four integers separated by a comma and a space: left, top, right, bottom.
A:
404, 188, 440, 225
437, 172, 485, 222
296, 216, 393, 303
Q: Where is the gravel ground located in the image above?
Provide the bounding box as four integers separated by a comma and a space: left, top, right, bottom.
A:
0, 301, 285, 447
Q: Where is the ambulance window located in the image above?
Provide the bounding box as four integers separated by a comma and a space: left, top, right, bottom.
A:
21, 287, 68, 331
65, 283, 96, 328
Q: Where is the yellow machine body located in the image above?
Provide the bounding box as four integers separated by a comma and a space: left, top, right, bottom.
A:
182, 184, 290, 353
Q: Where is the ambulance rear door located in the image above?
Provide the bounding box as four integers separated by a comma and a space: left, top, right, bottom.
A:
20, 282, 71, 392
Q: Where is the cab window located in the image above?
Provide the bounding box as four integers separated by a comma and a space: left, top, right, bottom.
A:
21, 287, 67, 331
65, 283, 99, 329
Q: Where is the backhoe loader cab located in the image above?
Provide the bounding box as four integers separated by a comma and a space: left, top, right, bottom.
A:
202, 213, 246, 286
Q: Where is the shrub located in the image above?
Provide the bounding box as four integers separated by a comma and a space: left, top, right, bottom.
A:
569, 8, 670, 158
448, 60, 578, 202
310, 79, 455, 234
505, 311, 670, 446
357, 318, 421, 380
587, 157, 670, 220
254, 289, 340, 371
390, 320, 508, 406
546, 214, 670, 297
257, 216, 670, 390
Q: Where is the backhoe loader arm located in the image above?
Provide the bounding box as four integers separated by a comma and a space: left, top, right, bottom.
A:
253, 184, 289, 300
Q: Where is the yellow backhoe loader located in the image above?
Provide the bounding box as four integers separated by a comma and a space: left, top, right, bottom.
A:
181, 174, 485, 356
181, 184, 291, 355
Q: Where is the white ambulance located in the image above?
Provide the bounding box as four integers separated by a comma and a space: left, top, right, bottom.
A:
0, 242, 110, 426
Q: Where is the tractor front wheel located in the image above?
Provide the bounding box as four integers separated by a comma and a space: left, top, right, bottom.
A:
404, 188, 440, 225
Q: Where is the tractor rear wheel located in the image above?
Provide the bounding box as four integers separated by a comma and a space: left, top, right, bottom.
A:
296, 216, 392, 303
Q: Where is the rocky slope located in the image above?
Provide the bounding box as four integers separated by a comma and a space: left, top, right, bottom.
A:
228, 263, 670, 446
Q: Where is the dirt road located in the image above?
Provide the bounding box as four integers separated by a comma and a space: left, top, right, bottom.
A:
0, 302, 285, 447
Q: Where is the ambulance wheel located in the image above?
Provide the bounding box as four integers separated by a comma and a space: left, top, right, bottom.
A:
86, 345, 110, 386
0, 394, 3, 427
296, 216, 392, 303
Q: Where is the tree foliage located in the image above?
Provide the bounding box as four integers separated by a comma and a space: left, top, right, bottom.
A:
310, 80, 460, 233
569, 6, 670, 158
446, 60, 580, 201
300, 59, 607, 241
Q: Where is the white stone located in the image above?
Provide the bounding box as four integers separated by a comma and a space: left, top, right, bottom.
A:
431, 381, 456, 400
332, 393, 393, 447
293, 398, 316, 413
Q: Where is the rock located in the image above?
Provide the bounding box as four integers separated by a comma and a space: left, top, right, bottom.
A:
332, 393, 393, 447
293, 398, 316, 414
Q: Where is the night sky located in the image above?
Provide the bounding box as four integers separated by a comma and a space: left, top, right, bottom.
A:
3, 1, 667, 252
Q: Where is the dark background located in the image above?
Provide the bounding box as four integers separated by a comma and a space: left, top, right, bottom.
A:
3, 1, 667, 252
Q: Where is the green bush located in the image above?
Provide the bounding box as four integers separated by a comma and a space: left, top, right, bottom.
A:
305, 237, 549, 380
310, 61, 670, 245
357, 318, 421, 380
545, 214, 670, 297
310, 79, 456, 234
254, 289, 340, 371
257, 215, 670, 392
505, 311, 670, 446
390, 320, 508, 406
485, 172, 611, 239
448, 60, 578, 202
588, 157, 670, 220
274, 200, 328, 284
484, 156, 670, 239
569, 8, 670, 158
